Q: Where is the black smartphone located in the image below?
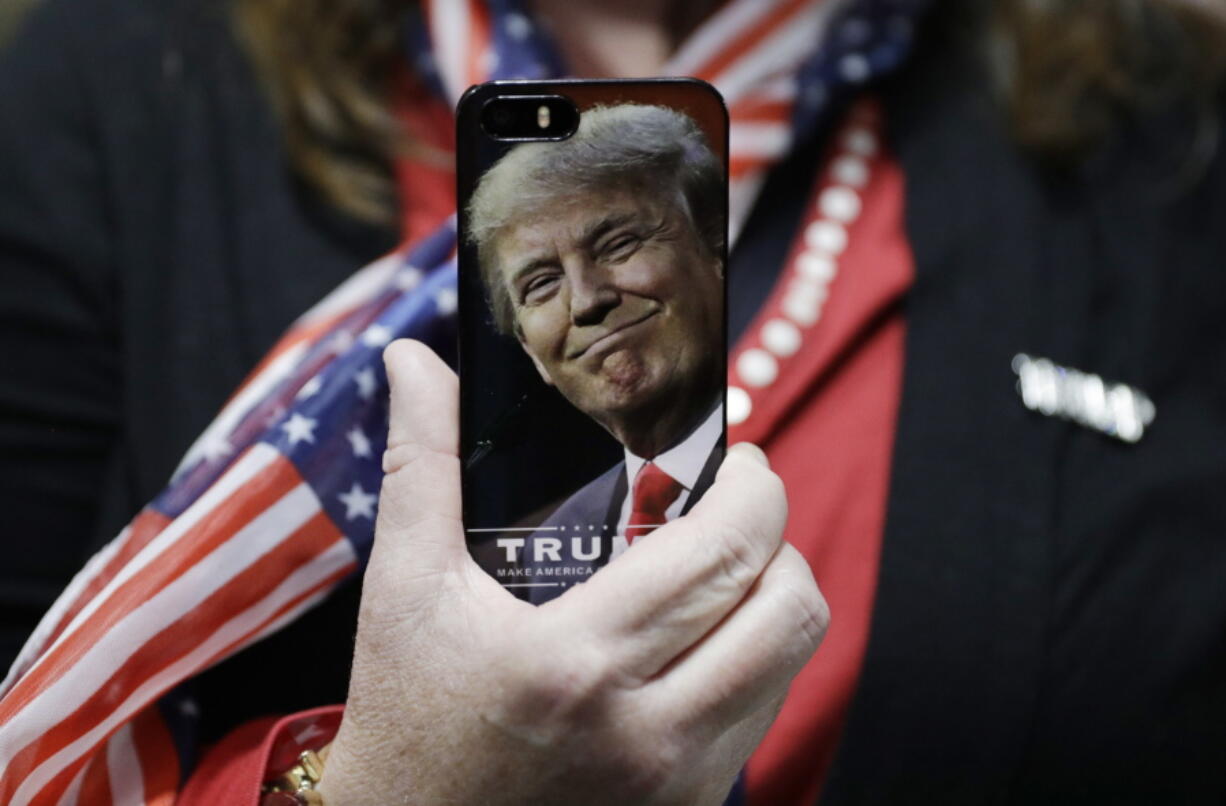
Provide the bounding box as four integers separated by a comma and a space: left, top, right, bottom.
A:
456, 79, 728, 603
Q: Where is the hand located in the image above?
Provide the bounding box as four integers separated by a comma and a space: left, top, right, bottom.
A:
317, 340, 829, 806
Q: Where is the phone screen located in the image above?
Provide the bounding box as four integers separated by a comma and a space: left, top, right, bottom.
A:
457, 80, 728, 603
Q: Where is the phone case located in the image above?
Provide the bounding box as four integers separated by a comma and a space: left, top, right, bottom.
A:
457, 79, 728, 603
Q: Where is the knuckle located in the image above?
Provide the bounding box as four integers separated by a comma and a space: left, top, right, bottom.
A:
508, 639, 612, 725
793, 584, 831, 651
381, 441, 455, 476
706, 518, 768, 592
778, 573, 829, 653
696, 457, 788, 594
608, 734, 685, 799
375, 458, 459, 530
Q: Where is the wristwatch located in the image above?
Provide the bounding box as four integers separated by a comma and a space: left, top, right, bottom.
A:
260, 745, 328, 806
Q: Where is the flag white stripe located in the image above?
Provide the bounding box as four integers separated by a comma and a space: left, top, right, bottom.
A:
16, 446, 281, 690
712, 2, 839, 107
731, 121, 793, 158
665, 0, 784, 75
1, 531, 126, 698
430, 0, 471, 106
106, 723, 143, 806
730, 171, 769, 247
746, 74, 800, 104
0, 471, 318, 774
174, 347, 308, 477
10, 540, 356, 806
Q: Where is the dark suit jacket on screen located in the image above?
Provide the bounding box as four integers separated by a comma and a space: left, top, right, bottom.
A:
520, 445, 723, 604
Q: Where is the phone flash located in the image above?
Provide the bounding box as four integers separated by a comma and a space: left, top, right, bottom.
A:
537, 105, 551, 129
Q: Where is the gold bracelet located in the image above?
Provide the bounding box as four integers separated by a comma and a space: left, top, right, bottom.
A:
260, 744, 330, 806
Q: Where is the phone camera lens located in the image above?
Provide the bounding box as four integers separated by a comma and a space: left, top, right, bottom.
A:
490, 106, 513, 130
481, 95, 577, 141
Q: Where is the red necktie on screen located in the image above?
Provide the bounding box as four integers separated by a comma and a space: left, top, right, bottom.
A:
626, 463, 684, 543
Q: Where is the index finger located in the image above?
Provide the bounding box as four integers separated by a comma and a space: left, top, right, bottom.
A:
547, 443, 788, 681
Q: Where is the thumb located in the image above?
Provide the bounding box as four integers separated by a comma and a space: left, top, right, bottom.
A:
366, 339, 466, 597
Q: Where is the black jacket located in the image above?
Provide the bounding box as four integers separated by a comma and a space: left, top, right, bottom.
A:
0, 0, 393, 746
2, 0, 1225, 802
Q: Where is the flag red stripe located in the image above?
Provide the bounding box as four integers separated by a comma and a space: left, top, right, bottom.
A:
464, 0, 491, 91
731, 157, 768, 177
688, 0, 814, 87
2, 510, 343, 802
33, 560, 353, 806
73, 750, 110, 806
0, 450, 300, 725
38, 509, 174, 659
729, 98, 792, 122
131, 706, 180, 806
28, 554, 355, 806
200, 560, 355, 674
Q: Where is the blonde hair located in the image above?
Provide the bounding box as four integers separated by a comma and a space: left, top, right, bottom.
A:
466, 104, 724, 335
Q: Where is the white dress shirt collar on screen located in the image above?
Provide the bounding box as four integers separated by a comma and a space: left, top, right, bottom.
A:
617, 402, 724, 538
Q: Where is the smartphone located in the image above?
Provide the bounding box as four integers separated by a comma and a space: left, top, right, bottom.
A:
456, 79, 728, 603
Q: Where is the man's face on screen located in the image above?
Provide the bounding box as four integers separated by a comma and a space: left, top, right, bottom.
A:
494, 188, 722, 445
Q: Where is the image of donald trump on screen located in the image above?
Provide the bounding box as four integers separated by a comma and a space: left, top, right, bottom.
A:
467, 102, 726, 597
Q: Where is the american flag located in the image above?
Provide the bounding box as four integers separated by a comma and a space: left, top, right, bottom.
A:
0, 0, 924, 802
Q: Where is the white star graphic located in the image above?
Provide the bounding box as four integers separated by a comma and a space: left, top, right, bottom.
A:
361, 324, 393, 348
280, 413, 318, 446
353, 367, 377, 401
505, 12, 532, 40
347, 426, 373, 458
337, 482, 377, 520
296, 375, 323, 400
395, 267, 423, 290
435, 288, 457, 316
